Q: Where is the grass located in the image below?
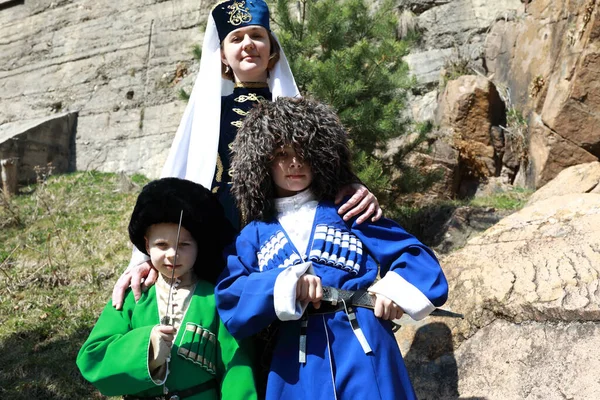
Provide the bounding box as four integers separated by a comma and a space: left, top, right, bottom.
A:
0, 171, 148, 399
468, 187, 532, 210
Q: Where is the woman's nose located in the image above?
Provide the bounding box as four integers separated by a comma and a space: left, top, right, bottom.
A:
242, 35, 254, 50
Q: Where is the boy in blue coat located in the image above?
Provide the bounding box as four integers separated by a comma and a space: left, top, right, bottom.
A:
216, 97, 449, 399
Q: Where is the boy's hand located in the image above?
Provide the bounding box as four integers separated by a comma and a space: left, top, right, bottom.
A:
373, 293, 404, 321
335, 183, 383, 224
112, 261, 158, 310
149, 325, 176, 367
296, 274, 323, 309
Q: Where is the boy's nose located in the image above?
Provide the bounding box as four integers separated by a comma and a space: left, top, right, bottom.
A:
290, 157, 303, 168
166, 247, 177, 258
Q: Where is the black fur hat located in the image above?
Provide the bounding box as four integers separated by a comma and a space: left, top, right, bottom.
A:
231, 96, 356, 222
128, 177, 236, 284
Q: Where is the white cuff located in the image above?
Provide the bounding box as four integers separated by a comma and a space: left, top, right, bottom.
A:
368, 272, 435, 321
273, 261, 314, 321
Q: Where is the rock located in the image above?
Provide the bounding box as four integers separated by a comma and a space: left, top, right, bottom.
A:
436, 75, 505, 180
526, 161, 600, 205
0, 112, 77, 183
404, 48, 455, 85
408, 90, 439, 123
485, 0, 600, 187
442, 193, 599, 345
418, 0, 524, 50
453, 320, 600, 399
528, 113, 597, 188
432, 205, 513, 254
397, 0, 451, 15
0, 0, 205, 179
398, 193, 600, 399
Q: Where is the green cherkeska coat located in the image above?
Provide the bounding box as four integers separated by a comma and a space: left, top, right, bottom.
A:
77, 280, 257, 399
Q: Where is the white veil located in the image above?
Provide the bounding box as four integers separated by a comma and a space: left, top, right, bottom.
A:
160, 14, 300, 188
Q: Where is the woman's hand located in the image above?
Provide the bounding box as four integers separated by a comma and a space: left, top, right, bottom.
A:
335, 183, 383, 224
111, 261, 158, 310
373, 293, 404, 321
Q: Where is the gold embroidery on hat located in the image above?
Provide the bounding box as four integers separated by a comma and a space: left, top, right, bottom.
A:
228, 1, 252, 26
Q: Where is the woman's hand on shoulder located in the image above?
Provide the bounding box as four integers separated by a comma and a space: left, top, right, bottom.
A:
335, 183, 383, 224
111, 261, 158, 310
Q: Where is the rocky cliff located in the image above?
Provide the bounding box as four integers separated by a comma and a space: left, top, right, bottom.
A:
0, 0, 204, 180
402, 0, 599, 197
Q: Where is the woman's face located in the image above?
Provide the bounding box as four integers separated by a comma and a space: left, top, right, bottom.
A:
221, 26, 271, 83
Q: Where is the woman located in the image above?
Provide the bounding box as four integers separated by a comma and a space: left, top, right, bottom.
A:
112, 0, 381, 308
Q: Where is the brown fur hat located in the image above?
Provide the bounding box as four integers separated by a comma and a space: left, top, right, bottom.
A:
230, 97, 355, 222
128, 177, 236, 284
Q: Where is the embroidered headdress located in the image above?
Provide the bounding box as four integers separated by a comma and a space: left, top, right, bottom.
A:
160, 0, 299, 188
231, 97, 356, 222
212, 0, 271, 42
128, 178, 236, 284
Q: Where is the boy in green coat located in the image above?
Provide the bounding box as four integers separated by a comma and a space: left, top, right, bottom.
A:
77, 178, 257, 399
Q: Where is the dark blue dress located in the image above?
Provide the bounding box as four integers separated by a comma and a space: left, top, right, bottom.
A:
211, 85, 272, 231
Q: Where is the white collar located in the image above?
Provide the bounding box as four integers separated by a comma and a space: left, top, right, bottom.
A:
274, 189, 317, 213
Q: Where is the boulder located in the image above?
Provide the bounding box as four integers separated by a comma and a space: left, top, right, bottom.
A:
0, 112, 77, 184
398, 193, 600, 398
436, 75, 505, 181
528, 113, 597, 188
527, 161, 600, 205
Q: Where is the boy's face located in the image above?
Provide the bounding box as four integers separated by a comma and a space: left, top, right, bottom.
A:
145, 223, 198, 280
271, 145, 313, 197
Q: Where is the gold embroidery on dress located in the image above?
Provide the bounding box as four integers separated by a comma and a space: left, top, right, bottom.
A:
230, 120, 243, 128
234, 93, 264, 103
212, 154, 224, 194
227, 1, 252, 26
233, 108, 248, 116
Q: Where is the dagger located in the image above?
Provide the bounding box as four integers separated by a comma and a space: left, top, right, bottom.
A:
161, 209, 184, 326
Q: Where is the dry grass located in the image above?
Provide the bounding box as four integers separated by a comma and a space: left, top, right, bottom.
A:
0, 171, 148, 399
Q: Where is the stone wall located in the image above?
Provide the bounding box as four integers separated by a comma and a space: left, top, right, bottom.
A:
0, 0, 206, 179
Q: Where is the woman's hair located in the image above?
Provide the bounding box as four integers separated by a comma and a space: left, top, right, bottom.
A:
220, 31, 280, 81
231, 97, 356, 222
